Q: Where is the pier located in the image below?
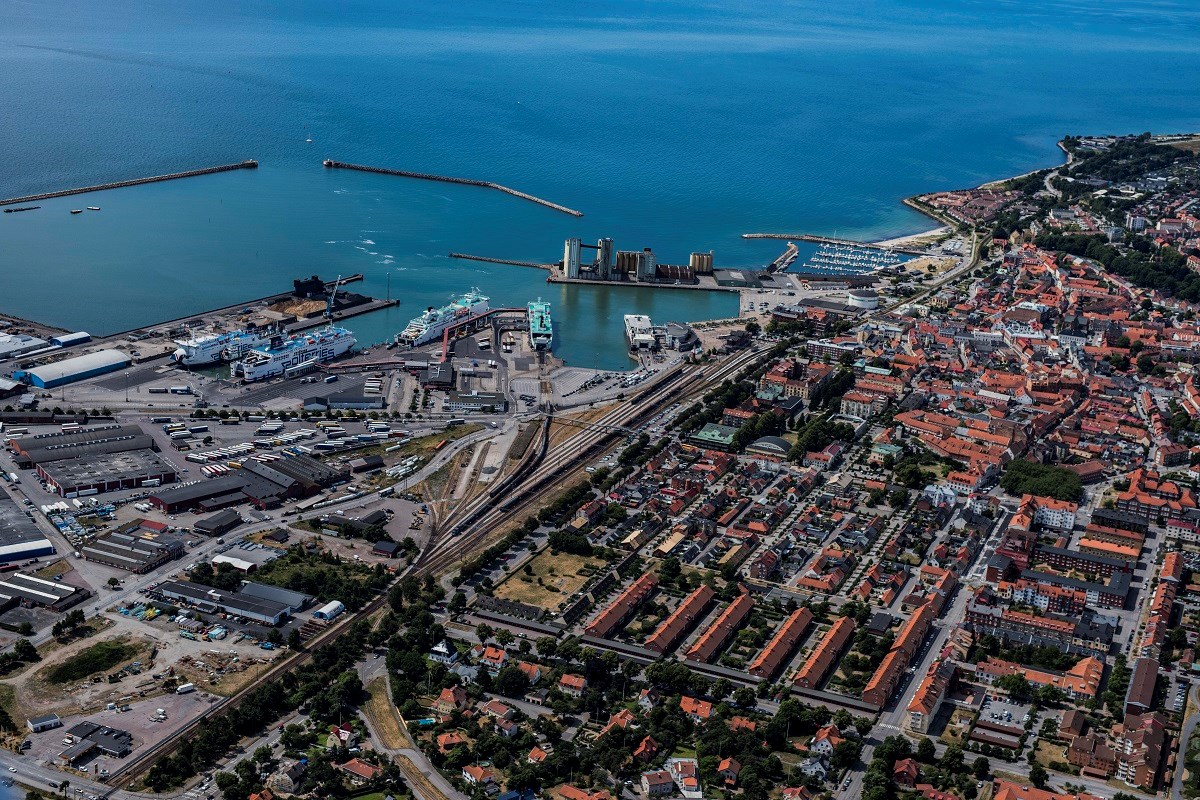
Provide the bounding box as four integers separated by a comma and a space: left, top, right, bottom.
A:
742, 232, 925, 257
289, 297, 399, 333
0, 160, 258, 206
766, 242, 799, 273
323, 160, 584, 217
449, 252, 553, 270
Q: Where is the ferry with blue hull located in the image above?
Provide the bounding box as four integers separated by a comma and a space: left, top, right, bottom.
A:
232, 326, 356, 382
396, 289, 490, 348
528, 299, 553, 351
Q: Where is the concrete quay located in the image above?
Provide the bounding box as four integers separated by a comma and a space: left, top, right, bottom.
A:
742, 231, 926, 256
0, 160, 258, 206
546, 274, 737, 293
289, 297, 398, 332
323, 159, 584, 217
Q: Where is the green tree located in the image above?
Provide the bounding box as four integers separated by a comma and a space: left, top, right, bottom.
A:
973, 756, 991, 779
916, 737, 936, 762
1030, 762, 1048, 789
13, 639, 39, 662
994, 673, 1031, 699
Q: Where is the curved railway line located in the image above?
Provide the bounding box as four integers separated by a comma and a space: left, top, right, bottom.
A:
115, 346, 768, 791
416, 345, 767, 578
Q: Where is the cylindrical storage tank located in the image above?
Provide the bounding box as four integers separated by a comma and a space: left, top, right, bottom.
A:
847, 289, 880, 310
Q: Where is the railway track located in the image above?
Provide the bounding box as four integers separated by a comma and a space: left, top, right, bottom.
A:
118, 346, 766, 788
416, 346, 766, 578
110, 574, 401, 790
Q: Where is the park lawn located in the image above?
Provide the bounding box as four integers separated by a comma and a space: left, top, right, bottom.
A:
492, 549, 605, 610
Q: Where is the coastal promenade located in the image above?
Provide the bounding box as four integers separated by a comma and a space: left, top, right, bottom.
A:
323, 160, 584, 217
0, 160, 258, 206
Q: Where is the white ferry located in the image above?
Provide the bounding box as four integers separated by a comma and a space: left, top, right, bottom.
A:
173, 328, 274, 367
395, 290, 489, 348
232, 326, 356, 382
624, 314, 656, 351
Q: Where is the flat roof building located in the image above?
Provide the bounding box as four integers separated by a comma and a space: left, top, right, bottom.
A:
157, 579, 292, 625
37, 449, 178, 497
0, 333, 50, 361
27, 714, 62, 733
0, 495, 56, 565
443, 391, 509, 412
238, 582, 313, 614
149, 455, 347, 513
192, 509, 242, 537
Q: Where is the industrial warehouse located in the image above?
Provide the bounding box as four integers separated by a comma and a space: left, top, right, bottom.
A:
0, 494, 56, 564
0, 570, 90, 612
155, 580, 313, 626
148, 454, 347, 513
80, 530, 183, 574
12, 349, 132, 389
10, 424, 178, 497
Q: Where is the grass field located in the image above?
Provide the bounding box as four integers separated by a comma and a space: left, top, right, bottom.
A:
1033, 739, 1067, 768
492, 549, 605, 610
34, 560, 72, 579
47, 639, 139, 684
363, 676, 410, 749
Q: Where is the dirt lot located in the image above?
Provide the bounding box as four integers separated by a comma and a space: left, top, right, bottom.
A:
492, 549, 605, 610
10, 634, 156, 721
172, 648, 278, 697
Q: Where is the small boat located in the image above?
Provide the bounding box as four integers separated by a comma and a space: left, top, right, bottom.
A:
86, 206, 100, 211
70, 209, 83, 214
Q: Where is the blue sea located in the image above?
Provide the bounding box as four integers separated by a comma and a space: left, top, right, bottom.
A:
2, 0, 1200, 370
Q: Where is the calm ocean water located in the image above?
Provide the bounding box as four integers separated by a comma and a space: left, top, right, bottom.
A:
2, 0, 1199, 369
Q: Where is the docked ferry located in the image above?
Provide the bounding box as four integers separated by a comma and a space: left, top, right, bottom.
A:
624, 314, 656, 351
173, 328, 274, 367
528, 299, 553, 351
232, 326, 356, 382
395, 290, 489, 348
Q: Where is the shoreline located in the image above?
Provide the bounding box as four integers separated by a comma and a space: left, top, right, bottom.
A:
866, 138, 1077, 250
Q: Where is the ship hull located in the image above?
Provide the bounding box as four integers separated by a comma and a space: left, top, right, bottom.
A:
396, 295, 490, 348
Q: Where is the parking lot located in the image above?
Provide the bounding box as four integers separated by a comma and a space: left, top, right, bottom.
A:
23, 688, 215, 777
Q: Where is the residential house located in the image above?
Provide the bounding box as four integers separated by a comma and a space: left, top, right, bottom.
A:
559, 673, 587, 698
463, 765, 497, 786
893, 758, 919, 789
718, 757, 741, 787
679, 695, 714, 723
641, 770, 674, 797
337, 758, 382, 787
435, 686, 469, 716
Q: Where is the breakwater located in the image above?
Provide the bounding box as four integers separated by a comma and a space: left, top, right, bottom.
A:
449, 252, 553, 270
324, 160, 584, 217
742, 232, 925, 256
0, 160, 258, 206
